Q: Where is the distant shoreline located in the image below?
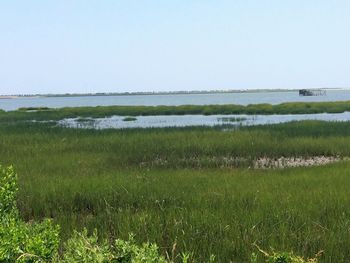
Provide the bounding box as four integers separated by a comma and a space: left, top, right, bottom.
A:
0, 96, 19, 99
0, 88, 344, 99
0, 95, 42, 99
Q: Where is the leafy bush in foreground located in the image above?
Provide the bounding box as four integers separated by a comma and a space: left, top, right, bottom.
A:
59, 230, 168, 263
0, 165, 319, 262
251, 245, 322, 263
0, 165, 60, 262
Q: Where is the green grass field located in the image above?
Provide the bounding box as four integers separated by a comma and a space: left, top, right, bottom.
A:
1, 120, 350, 262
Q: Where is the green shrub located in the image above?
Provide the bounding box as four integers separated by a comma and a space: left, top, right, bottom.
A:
0, 165, 18, 217
0, 165, 60, 262
252, 245, 321, 263
58, 229, 113, 263
113, 234, 167, 263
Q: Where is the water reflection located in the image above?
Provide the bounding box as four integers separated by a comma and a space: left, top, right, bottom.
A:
58, 112, 350, 129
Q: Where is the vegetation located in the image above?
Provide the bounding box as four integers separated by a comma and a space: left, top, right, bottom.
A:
0, 165, 60, 262
2, 100, 350, 122
18, 107, 50, 111
123, 117, 138, 122
1, 164, 317, 262
251, 246, 321, 263
1, 121, 349, 261
2, 108, 350, 261
0, 165, 194, 262
2, 120, 350, 169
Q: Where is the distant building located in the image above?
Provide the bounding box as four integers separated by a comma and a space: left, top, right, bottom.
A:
299, 89, 326, 96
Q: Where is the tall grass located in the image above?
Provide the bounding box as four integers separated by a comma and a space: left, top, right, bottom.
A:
1, 121, 350, 261
13, 164, 350, 262
1, 121, 350, 169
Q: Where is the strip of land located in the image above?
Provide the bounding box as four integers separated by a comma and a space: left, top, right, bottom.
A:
1, 100, 350, 122
0, 88, 301, 98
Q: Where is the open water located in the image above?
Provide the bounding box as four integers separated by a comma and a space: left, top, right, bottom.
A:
1, 89, 350, 111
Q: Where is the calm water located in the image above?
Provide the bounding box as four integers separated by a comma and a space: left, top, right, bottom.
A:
58, 112, 350, 129
1, 89, 350, 111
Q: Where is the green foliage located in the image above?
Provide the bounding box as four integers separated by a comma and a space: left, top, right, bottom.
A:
114, 235, 166, 263
252, 246, 321, 263
0, 165, 60, 263
113, 234, 167, 263
58, 229, 113, 263
0, 165, 18, 217
1, 219, 60, 263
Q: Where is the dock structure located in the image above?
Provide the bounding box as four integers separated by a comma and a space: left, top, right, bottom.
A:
299, 89, 326, 96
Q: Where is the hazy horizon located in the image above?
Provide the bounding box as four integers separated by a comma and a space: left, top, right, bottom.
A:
2, 87, 350, 97
1, 1, 350, 95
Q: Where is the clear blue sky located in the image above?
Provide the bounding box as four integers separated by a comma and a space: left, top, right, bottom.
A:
0, 0, 349, 95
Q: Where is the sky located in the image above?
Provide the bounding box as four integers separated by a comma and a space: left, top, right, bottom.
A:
0, 0, 350, 95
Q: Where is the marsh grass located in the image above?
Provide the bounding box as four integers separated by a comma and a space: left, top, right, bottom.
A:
18, 106, 50, 111
2, 100, 350, 122
2, 120, 350, 170
14, 164, 350, 262
1, 121, 350, 261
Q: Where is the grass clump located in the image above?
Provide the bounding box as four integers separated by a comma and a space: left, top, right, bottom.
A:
123, 116, 137, 122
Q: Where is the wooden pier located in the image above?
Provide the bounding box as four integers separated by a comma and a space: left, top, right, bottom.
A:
299, 89, 326, 96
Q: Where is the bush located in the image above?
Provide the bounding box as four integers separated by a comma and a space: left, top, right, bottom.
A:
0, 165, 18, 217
58, 229, 113, 263
59, 230, 168, 262
0, 165, 60, 262
251, 245, 321, 263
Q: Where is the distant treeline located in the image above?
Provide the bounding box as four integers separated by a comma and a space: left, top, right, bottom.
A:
2, 88, 296, 98
1, 100, 350, 121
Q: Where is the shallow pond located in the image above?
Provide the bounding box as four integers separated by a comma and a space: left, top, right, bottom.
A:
58, 112, 350, 129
